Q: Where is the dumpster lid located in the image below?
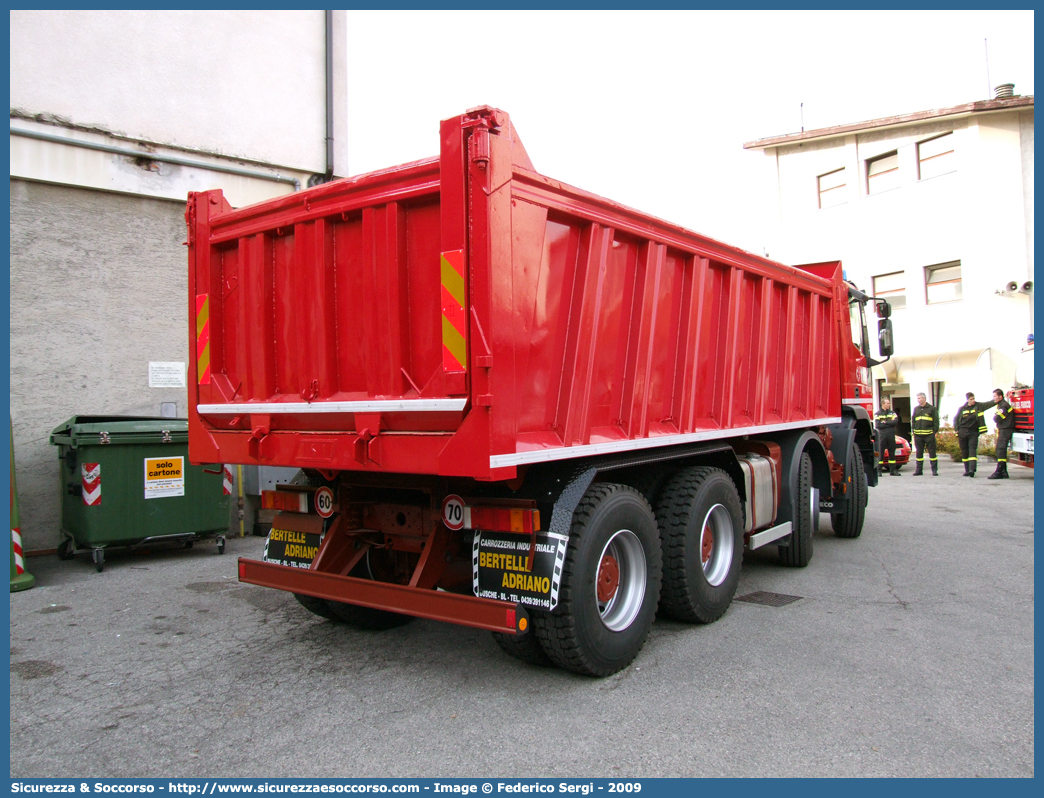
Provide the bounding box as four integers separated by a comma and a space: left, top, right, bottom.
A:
50, 416, 189, 447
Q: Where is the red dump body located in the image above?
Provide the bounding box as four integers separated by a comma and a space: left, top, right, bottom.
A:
188, 107, 847, 479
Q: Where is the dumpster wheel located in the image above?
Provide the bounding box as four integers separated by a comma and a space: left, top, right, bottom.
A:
56, 537, 76, 561
92, 548, 105, 573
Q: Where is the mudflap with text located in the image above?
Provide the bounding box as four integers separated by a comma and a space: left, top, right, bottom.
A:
263, 512, 325, 569
472, 530, 568, 611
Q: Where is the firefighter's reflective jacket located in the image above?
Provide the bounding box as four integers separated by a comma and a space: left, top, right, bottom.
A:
994, 398, 1015, 431
953, 400, 998, 435
911, 404, 939, 436
875, 409, 899, 432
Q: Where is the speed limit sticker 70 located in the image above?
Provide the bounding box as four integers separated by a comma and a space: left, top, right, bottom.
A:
442, 494, 467, 530
314, 487, 334, 518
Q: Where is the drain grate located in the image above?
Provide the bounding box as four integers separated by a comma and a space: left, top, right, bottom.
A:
735, 591, 802, 607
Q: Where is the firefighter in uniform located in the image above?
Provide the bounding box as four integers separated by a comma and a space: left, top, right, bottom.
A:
988, 388, 1015, 480
911, 392, 939, 476
875, 398, 901, 476
953, 392, 998, 477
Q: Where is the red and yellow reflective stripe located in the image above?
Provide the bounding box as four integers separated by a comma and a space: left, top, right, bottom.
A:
196, 293, 211, 384
441, 250, 467, 371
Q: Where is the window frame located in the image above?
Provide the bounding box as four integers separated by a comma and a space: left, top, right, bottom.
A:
873, 270, 907, 310
917, 132, 955, 181
817, 167, 847, 209
924, 261, 963, 305
866, 150, 900, 195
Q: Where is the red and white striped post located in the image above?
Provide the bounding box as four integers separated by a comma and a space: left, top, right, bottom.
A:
10, 419, 35, 592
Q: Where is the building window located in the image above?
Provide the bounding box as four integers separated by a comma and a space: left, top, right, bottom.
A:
873, 271, 906, 310
918, 133, 955, 180
818, 168, 847, 209
867, 151, 900, 195
925, 261, 962, 304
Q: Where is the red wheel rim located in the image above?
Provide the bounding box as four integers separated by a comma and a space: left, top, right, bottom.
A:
597, 554, 620, 603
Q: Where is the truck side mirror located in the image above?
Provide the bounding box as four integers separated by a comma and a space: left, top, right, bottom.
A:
874, 298, 892, 319
878, 318, 894, 358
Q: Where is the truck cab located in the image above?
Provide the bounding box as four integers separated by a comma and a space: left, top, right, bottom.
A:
1009, 343, 1034, 467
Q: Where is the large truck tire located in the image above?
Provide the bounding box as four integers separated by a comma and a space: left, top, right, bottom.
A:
325, 557, 414, 630
625, 465, 674, 509
778, 452, 814, 567
326, 599, 414, 630
293, 593, 340, 621
534, 484, 662, 677
491, 629, 554, 667
655, 467, 744, 623
832, 445, 867, 539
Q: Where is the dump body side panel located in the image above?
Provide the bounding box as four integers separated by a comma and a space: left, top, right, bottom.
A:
487, 164, 842, 469
189, 108, 844, 479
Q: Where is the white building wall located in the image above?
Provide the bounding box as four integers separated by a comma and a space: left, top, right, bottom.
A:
10, 10, 335, 174
1019, 111, 1035, 287
759, 108, 1034, 427
9, 118, 308, 209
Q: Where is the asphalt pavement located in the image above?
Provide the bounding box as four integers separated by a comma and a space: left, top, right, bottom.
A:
9, 456, 1034, 777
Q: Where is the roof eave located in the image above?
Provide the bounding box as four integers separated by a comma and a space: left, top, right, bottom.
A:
743, 95, 1034, 151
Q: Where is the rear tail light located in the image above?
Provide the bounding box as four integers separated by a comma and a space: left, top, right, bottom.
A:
467, 506, 540, 534
261, 490, 309, 513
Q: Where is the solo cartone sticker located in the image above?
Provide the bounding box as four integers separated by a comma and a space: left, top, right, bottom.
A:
144, 456, 185, 499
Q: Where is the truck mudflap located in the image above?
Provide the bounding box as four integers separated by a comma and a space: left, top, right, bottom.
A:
238, 558, 529, 635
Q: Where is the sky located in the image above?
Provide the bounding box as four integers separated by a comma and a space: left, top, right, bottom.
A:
343, 9, 1034, 254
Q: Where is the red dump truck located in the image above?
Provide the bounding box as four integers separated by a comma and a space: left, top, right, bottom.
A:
187, 106, 894, 676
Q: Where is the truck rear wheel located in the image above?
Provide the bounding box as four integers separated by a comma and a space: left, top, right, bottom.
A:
535, 484, 661, 677
778, 452, 814, 567
491, 629, 553, 667
293, 593, 340, 621
624, 465, 674, 509
832, 445, 867, 539
326, 599, 414, 630
325, 555, 414, 630
655, 467, 744, 623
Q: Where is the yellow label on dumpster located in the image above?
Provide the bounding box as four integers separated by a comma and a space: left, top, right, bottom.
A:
144, 456, 185, 499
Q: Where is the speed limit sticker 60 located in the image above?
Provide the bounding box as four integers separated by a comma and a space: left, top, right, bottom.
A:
442, 494, 467, 530
314, 486, 334, 518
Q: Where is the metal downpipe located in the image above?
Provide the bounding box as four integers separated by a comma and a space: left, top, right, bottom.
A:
325, 9, 335, 181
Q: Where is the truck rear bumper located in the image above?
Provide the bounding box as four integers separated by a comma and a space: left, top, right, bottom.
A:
238, 558, 528, 634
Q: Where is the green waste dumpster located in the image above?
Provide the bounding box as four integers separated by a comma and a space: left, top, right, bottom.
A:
50, 416, 230, 571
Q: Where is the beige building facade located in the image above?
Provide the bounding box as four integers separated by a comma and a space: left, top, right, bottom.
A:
745, 90, 1034, 437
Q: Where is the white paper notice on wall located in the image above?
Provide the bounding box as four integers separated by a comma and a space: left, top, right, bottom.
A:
149, 362, 187, 388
